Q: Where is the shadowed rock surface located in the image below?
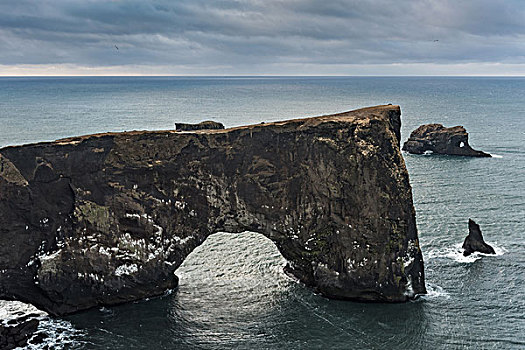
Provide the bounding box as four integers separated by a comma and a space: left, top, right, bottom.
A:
175, 120, 224, 131
0, 105, 426, 315
402, 124, 491, 157
463, 219, 496, 256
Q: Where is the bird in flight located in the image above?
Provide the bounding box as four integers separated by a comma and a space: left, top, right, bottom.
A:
433, 40, 439, 42
114, 45, 119, 50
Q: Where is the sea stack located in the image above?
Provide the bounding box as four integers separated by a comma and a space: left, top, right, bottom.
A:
0, 105, 426, 315
462, 219, 496, 256
402, 124, 491, 157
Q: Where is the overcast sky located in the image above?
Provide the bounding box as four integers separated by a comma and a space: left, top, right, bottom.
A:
1, 0, 524, 75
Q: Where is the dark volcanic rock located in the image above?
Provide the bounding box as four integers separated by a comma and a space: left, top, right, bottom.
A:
175, 120, 224, 131
0, 301, 45, 349
0, 316, 40, 349
402, 124, 491, 157
463, 219, 496, 256
0, 105, 426, 315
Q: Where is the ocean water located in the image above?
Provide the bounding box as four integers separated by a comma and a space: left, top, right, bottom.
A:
0, 77, 524, 349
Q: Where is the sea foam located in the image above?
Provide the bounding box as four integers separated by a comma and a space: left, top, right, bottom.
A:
425, 242, 506, 264
421, 283, 451, 300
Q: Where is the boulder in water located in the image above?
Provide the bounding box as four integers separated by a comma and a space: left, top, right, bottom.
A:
462, 219, 496, 256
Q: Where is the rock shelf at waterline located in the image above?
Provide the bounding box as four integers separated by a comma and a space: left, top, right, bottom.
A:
0, 105, 426, 315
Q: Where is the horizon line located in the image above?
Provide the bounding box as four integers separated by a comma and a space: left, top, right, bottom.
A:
1, 74, 525, 78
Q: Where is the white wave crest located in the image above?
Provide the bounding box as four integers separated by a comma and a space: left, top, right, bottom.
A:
421, 283, 451, 300
24, 317, 86, 350
424, 242, 505, 263
491, 154, 503, 158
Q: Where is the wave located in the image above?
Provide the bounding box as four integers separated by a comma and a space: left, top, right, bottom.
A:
491, 154, 503, 158
25, 317, 86, 350
0, 300, 85, 350
420, 283, 451, 300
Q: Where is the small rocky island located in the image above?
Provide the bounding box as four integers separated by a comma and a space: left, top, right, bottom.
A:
0, 105, 426, 315
402, 124, 491, 157
463, 219, 496, 256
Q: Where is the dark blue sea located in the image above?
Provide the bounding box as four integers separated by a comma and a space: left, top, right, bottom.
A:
0, 77, 524, 349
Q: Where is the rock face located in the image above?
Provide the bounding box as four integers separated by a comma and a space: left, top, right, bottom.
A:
175, 120, 225, 131
402, 124, 491, 157
463, 219, 496, 256
0, 105, 426, 315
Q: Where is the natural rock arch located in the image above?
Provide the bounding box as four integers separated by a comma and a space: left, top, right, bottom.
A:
0, 105, 426, 315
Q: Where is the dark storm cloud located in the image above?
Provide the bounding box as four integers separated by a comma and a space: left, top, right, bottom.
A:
0, 0, 524, 71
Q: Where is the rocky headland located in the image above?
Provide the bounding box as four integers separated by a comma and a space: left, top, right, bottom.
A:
0, 105, 426, 315
402, 124, 491, 157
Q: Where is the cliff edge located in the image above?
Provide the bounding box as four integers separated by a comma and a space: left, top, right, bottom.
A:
0, 105, 426, 315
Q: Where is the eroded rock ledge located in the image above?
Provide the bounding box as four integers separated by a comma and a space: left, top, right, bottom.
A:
0, 301, 46, 349
0, 105, 426, 315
